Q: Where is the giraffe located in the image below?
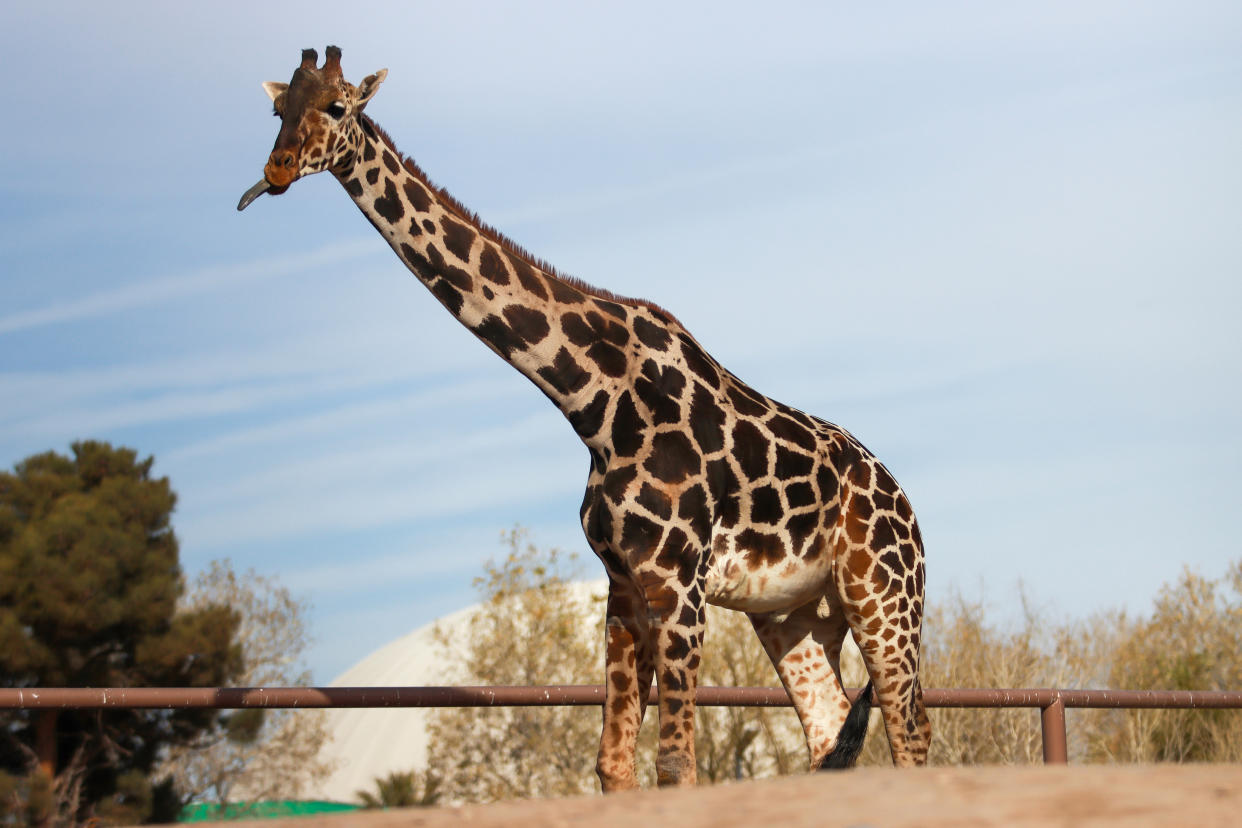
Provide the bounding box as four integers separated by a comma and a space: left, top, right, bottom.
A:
239, 47, 931, 788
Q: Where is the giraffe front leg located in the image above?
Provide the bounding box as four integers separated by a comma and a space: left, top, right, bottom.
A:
596, 580, 654, 792
641, 571, 705, 788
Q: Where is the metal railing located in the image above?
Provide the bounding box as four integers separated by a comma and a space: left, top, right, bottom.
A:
3, 685, 1241, 765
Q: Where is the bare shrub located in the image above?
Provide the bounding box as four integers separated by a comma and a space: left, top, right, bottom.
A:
156, 561, 334, 806
425, 533, 1242, 796
424, 530, 616, 802
881, 590, 1105, 766
1087, 563, 1242, 763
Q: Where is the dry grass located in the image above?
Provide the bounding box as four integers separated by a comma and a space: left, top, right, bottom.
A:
420, 536, 1242, 803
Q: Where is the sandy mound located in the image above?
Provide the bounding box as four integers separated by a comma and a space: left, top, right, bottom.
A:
253, 764, 1240, 827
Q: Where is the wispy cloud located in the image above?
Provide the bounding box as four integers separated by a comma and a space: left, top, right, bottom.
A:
162, 374, 516, 463
183, 407, 563, 506
0, 239, 376, 336
174, 409, 579, 549
0, 354, 417, 442
281, 535, 501, 597
177, 451, 580, 550
0, 309, 498, 442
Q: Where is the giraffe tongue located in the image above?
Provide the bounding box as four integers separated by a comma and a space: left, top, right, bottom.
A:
237, 178, 283, 211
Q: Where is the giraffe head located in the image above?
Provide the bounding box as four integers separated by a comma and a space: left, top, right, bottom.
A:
238, 46, 386, 211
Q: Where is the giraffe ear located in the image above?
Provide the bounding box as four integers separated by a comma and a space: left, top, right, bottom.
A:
262, 81, 288, 102
356, 69, 387, 109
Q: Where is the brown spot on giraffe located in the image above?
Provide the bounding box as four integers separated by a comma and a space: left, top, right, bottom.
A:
479, 244, 511, 286
440, 216, 477, 262
403, 179, 432, 212
373, 178, 403, 223
502, 305, 551, 346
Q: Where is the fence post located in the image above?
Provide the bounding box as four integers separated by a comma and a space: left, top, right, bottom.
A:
1040, 695, 1067, 764
36, 709, 58, 777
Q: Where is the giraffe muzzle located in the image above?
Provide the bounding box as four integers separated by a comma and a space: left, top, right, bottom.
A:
265, 151, 299, 186
237, 149, 300, 211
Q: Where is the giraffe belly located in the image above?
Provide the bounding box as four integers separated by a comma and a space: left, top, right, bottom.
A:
704, 536, 833, 614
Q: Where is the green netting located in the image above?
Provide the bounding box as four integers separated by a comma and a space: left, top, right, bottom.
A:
179, 800, 360, 822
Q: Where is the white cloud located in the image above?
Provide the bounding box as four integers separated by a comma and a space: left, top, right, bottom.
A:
173, 410, 581, 549
162, 374, 517, 463
0, 239, 375, 336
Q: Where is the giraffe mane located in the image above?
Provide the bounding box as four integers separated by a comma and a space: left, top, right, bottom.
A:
361, 115, 680, 325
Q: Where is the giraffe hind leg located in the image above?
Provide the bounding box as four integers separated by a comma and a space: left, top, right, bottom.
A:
837, 548, 931, 765
846, 607, 930, 766
750, 600, 870, 769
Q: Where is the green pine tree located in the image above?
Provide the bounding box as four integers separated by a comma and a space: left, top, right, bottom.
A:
0, 441, 244, 824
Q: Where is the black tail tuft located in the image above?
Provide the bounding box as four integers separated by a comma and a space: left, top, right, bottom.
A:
819, 680, 874, 770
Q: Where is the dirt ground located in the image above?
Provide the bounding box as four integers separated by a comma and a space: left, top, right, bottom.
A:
256, 764, 1241, 827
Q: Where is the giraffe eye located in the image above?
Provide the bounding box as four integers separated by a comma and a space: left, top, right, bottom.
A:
326, 101, 347, 119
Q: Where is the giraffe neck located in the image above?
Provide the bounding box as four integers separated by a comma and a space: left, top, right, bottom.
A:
334, 117, 672, 453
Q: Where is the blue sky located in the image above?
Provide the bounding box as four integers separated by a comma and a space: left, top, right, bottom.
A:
3, 2, 1240, 683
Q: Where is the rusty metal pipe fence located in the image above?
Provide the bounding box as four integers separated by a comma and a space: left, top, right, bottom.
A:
3, 686, 1242, 765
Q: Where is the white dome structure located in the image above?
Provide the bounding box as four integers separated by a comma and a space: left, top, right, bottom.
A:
315, 580, 607, 804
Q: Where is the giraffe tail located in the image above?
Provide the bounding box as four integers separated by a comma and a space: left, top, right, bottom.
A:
819, 680, 874, 770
